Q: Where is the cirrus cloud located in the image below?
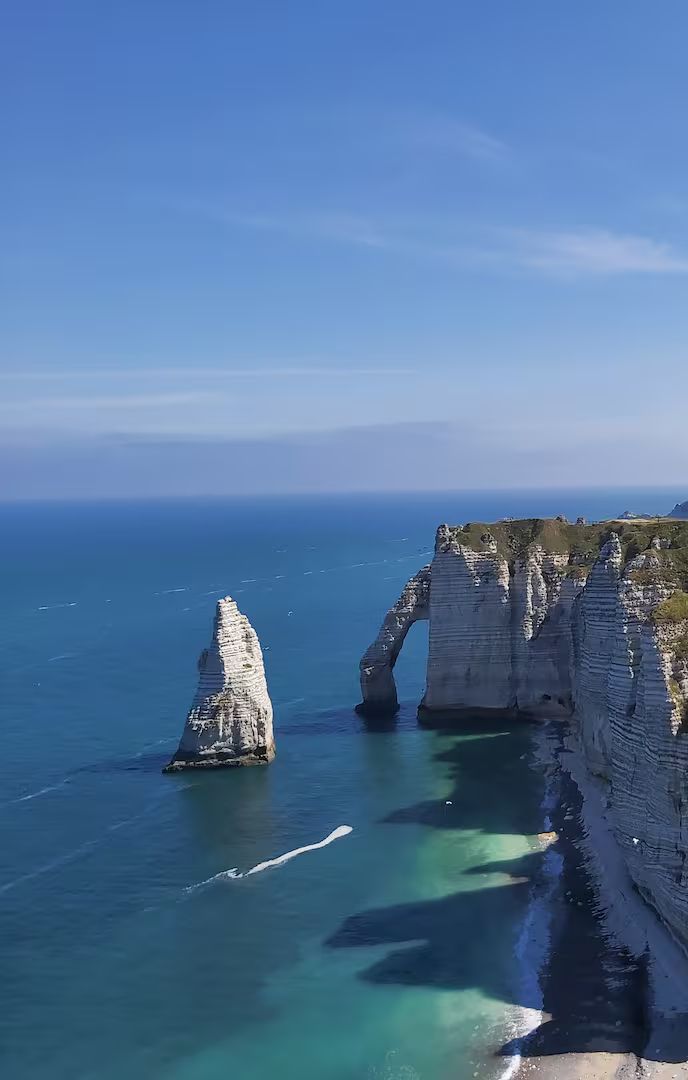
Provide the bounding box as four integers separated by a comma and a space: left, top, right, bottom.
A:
504, 227, 688, 275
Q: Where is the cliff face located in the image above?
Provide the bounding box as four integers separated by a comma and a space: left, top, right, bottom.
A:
571, 535, 623, 774
394, 522, 585, 720
359, 517, 688, 946
423, 531, 513, 713
583, 552, 688, 945
164, 596, 275, 771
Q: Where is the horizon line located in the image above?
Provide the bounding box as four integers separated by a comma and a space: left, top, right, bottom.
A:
0, 484, 682, 507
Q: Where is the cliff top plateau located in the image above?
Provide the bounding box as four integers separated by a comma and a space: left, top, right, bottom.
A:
437, 516, 688, 594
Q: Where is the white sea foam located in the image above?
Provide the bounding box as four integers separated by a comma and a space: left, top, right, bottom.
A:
499, 846, 562, 1079
0, 793, 178, 891
37, 602, 78, 611
0, 837, 102, 895
496, 741, 563, 1080
47, 653, 75, 663
4, 778, 70, 806
2, 778, 203, 891
187, 825, 353, 892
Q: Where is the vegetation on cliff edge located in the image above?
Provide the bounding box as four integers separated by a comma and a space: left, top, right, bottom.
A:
652, 592, 688, 625
441, 517, 688, 588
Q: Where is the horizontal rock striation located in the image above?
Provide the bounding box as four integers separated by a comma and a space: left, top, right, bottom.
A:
422, 530, 514, 715
580, 554, 688, 946
571, 534, 623, 774
164, 596, 275, 771
420, 526, 579, 719
360, 516, 688, 946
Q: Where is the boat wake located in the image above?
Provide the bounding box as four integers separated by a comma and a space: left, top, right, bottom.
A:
187, 825, 353, 892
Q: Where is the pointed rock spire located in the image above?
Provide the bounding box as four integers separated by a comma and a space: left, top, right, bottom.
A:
164, 596, 275, 771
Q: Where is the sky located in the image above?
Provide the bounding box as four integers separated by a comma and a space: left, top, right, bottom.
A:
3, 1, 688, 498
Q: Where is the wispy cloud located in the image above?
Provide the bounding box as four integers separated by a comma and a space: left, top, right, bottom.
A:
0, 366, 412, 382
1, 392, 217, 411
196, 208, 393, 250
502, 227, 688, 275
164, 188, 688, 278
400, 115, 510, 163
210, 208, 688, 277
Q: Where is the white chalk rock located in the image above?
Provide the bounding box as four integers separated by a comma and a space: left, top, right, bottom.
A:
418, 527, 578, 720
358, 565, 430, 716
358, 517, 688, 946
164, 596, 275, 771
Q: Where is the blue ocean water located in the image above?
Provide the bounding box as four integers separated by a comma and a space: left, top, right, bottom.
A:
0, 490, 676, 1080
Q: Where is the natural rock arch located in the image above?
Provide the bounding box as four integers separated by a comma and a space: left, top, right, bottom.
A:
356, 565, 431, 716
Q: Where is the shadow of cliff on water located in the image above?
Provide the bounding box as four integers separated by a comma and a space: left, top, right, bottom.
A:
327, 852, 538, 996
382, 715, 544, 836
326, 714, 688, 1067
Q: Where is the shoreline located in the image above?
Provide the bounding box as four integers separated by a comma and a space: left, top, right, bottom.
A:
503, 718, 688, 1080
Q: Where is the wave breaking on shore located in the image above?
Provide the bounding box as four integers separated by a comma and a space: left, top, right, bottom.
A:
497, 732, 563, 1080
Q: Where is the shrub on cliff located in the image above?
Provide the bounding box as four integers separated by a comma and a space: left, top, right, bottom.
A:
652, 591, 688, 624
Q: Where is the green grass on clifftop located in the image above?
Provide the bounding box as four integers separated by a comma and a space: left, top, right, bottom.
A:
442, 517, 688, 588
651, 592, 688, 624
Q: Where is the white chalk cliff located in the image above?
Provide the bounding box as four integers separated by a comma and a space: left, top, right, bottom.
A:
165, 596, 275, 771
360, 518, 688, 946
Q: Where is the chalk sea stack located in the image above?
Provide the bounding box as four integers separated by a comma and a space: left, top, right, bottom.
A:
164, 596, 275, 772
360, 517, 688, 946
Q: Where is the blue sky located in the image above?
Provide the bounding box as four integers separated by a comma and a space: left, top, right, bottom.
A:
3, 2, 688, 497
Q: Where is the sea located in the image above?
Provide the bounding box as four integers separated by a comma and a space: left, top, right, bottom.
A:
0, 489, 676, 1080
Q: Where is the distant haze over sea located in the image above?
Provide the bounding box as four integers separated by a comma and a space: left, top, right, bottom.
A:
2, 424, 688, 501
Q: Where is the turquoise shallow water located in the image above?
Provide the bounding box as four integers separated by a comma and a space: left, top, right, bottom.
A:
0, 490, 676, 1080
